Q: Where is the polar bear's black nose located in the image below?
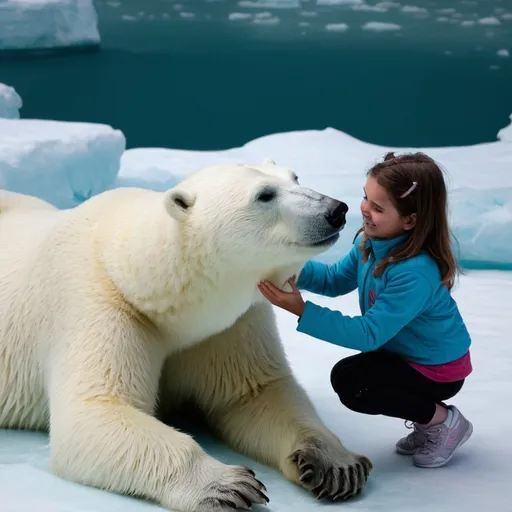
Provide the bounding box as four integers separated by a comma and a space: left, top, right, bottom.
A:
325, 202, 349, 229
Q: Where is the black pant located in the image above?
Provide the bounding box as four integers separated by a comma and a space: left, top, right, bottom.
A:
330, 350, 465, 424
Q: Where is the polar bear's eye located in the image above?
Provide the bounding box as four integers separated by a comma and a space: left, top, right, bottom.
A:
256, 188, 277, 203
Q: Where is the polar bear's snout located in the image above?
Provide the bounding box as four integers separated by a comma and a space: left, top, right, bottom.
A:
325, 200, 349, 229
291, 195, 349, 250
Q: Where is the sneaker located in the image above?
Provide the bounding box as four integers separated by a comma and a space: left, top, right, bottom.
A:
412, 405, 473, 468
396, 421, 428, 455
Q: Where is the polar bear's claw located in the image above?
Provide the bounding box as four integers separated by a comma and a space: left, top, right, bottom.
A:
197, 466, 269, 511
289, 442, 372, 501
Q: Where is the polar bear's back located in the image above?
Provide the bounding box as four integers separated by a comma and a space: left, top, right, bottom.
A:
0, 190, 63, 263
0, 190, 62, 258
0, 189, 57, 214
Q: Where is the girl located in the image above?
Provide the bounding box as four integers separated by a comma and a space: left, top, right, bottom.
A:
258, 152, 473, 469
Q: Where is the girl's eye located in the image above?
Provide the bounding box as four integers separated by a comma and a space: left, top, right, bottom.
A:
363, 194, 383, 213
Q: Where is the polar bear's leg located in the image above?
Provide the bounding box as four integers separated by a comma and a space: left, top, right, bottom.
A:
164, 303, 372, 502
49, 311, 268, 512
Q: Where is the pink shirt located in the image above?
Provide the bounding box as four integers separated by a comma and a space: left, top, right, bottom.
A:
408, 351, 472, 382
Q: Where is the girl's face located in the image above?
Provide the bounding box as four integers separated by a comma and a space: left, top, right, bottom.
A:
360, 176, 416, 239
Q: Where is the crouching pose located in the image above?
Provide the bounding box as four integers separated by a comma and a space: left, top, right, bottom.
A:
259, 152, 473, 470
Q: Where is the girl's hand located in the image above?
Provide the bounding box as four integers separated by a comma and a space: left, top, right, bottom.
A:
257, 276, 306, 317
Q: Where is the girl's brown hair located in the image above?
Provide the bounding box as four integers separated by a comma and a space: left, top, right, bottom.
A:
355, 151, 459, 290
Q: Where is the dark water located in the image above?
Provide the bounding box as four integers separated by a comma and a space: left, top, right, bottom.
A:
1, 0, 511, 150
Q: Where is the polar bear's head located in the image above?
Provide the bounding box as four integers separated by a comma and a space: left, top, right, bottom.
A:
162, 160, 348, 272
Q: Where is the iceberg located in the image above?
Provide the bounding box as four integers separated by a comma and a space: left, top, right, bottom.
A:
0, 0, 100, 51
0, 118, 125, 208
0, 82, 22, 118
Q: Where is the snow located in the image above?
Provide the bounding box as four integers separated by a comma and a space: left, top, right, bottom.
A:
0, 83, 22, 119
0, 96, 512, 511
0, 0, 100, 51
0, 118, 125, 208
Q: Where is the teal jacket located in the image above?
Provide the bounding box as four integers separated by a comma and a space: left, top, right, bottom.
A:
296, 234, 471, 365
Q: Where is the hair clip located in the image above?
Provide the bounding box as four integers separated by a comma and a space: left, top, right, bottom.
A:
400, 182, 417, 198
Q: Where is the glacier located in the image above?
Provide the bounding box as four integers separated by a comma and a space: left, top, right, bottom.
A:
0, 82, 22, 118
0, 0, 100, 51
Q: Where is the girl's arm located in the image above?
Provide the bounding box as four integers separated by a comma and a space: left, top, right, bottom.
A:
296, 270, 433, 351
296, 240, 360, 297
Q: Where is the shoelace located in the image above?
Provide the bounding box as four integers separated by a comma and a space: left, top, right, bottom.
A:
417, 426, 444, 455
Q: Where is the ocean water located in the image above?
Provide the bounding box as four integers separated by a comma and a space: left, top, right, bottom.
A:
0, 0, 511, 150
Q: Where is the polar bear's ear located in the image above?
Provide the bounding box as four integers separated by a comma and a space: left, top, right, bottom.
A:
262, 158, 276, 165
163, 188, 196, 221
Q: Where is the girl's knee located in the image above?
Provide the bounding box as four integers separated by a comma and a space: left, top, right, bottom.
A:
330, 358, 364, 402
330, 356, 378, 414
330, 357, 355, 392
330, 353, 370, 391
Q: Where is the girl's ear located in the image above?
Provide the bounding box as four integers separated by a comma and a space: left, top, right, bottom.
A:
403, 213, 417, 231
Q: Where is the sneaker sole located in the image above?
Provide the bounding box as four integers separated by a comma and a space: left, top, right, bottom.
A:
396, 445, 420, 455
412, 421, 473, 468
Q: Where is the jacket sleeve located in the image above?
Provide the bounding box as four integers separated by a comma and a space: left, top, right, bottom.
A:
296, 241, 359, 297
296, 271, 433, 351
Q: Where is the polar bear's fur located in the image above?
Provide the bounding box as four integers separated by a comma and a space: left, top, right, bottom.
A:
0, 161, 372, 511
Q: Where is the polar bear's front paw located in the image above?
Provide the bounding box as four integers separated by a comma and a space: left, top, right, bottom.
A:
196, 465, 269, 511
288, 439, 372, 501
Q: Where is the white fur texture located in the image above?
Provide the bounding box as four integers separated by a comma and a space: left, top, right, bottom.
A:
0, 162, 371, 511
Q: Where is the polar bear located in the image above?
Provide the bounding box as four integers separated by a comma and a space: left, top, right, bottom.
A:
0, 160, 372, 511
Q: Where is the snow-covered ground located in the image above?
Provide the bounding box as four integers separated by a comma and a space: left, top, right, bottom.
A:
0, 0, 100, 51
0, 84, 511, 511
